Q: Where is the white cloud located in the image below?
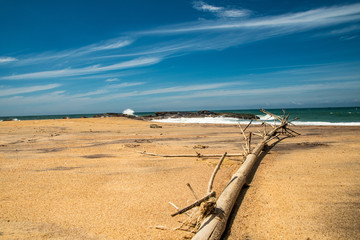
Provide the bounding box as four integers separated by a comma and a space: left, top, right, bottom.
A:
95, 41, 195, 59
155, 81, 360, 101
193, 1, 223, 13
71, 82, 145, 98
87, 81, 245, 101
90, 39, 133, 51
7, 3, 359, 83
150, 3, 360, 34
329, 25, 360, 35
0, 57, 18, 63
9, 38, 133, 67
0, 84, 61, 97
71, 89, 108, 98
2, 57, 161, 80
109, 82, 145, 88
220, 9, 250, 18
129, 82, 243, 96
193, 1, 250, 18
106, 78, 119, 82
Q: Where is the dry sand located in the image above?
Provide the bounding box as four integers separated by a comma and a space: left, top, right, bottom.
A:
0, 118, 359, 239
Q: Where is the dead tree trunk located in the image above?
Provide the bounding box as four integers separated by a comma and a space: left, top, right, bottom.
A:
192, 116, 295, 240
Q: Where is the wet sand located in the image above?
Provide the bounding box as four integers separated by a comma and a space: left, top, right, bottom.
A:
0, 118, 359, 239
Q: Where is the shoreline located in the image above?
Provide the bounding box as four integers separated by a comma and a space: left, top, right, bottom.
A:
2, 116, 360, 127
1, 106, 359, 125
0, 118, 359, 239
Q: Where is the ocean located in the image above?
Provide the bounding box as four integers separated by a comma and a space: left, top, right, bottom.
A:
1, 107, 359, 126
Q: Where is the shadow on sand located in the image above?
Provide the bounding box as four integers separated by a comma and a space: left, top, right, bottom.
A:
222, 137, 287, 239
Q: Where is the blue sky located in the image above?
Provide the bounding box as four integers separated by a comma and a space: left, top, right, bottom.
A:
1, 0, 360, 116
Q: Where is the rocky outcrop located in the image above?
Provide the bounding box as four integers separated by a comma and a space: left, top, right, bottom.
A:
151, 111, 258, 120
93, 113, 138, 119
93, 111, 258, 120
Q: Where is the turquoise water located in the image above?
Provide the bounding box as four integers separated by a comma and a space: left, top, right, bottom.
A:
1, 107, 359, 125
214, 107, 360, 124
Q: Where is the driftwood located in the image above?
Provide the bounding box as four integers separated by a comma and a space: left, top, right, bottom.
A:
191, 110, 298, 240
137, 151, 243, 158
207, 153, 227, 194
187, 183, 199, 200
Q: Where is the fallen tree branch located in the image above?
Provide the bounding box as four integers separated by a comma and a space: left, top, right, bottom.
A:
192, 110, 296, 240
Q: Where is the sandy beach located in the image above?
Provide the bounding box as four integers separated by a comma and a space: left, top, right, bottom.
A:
0, 117, 359, 239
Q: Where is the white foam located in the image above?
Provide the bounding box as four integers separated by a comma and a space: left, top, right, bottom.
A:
122, 108, 135, 115
153, 116, 242, 124
152, 117, 360, 126
292, 121, 360, 126
258, 114, 276, 121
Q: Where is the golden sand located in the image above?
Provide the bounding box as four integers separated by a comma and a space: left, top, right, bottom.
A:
0, 118, 359, 239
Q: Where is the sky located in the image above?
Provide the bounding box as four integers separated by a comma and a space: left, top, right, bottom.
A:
1, 0, 360, 116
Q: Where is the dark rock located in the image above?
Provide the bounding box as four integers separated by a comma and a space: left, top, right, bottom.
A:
198, 110, 217, 115
93, 113, 137, 119
92, 110, 258, 121
219, 113, 258, 119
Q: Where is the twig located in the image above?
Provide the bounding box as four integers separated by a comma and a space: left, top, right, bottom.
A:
151, 225, 170, 230
254, 118, 274, 128
169, 202, 180, 210
242, 120, 253, 132
253, 132, 263, 138
247, 132, 252, 153
241, 145, 248, 155
186, 183, 199, 200
137, 151, 243, 158
207, 153, 227, 194
288, 117, 299, 126
171, 191, 216, 217
260, 108, 282, 122
286, 128, 301, 135
238, 123, 247, 140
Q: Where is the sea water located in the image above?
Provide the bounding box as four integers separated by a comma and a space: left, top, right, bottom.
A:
1, 107, 359, 126
149, 107, 360, 126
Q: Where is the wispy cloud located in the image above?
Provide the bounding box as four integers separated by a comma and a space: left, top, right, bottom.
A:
106, 78, 119, 82
155, 81, 360, 101
147, 3, 360, 34
193, 1, 250, 18
109, 82, 145, 88
4, 3, 360, 83
8, 38, 133, 67
89, 39, 133, 51
71, 82, 145, 98
329, 25, 360, 35
193, 1, 223, 13
3, 79, 358, 115
2, 57, 160, 80
87, 81, 245, 102
0, 84, 60, 97
0, 57, 18, 63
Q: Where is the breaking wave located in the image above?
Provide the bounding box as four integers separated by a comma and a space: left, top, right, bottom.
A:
122, 108, 135, 115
